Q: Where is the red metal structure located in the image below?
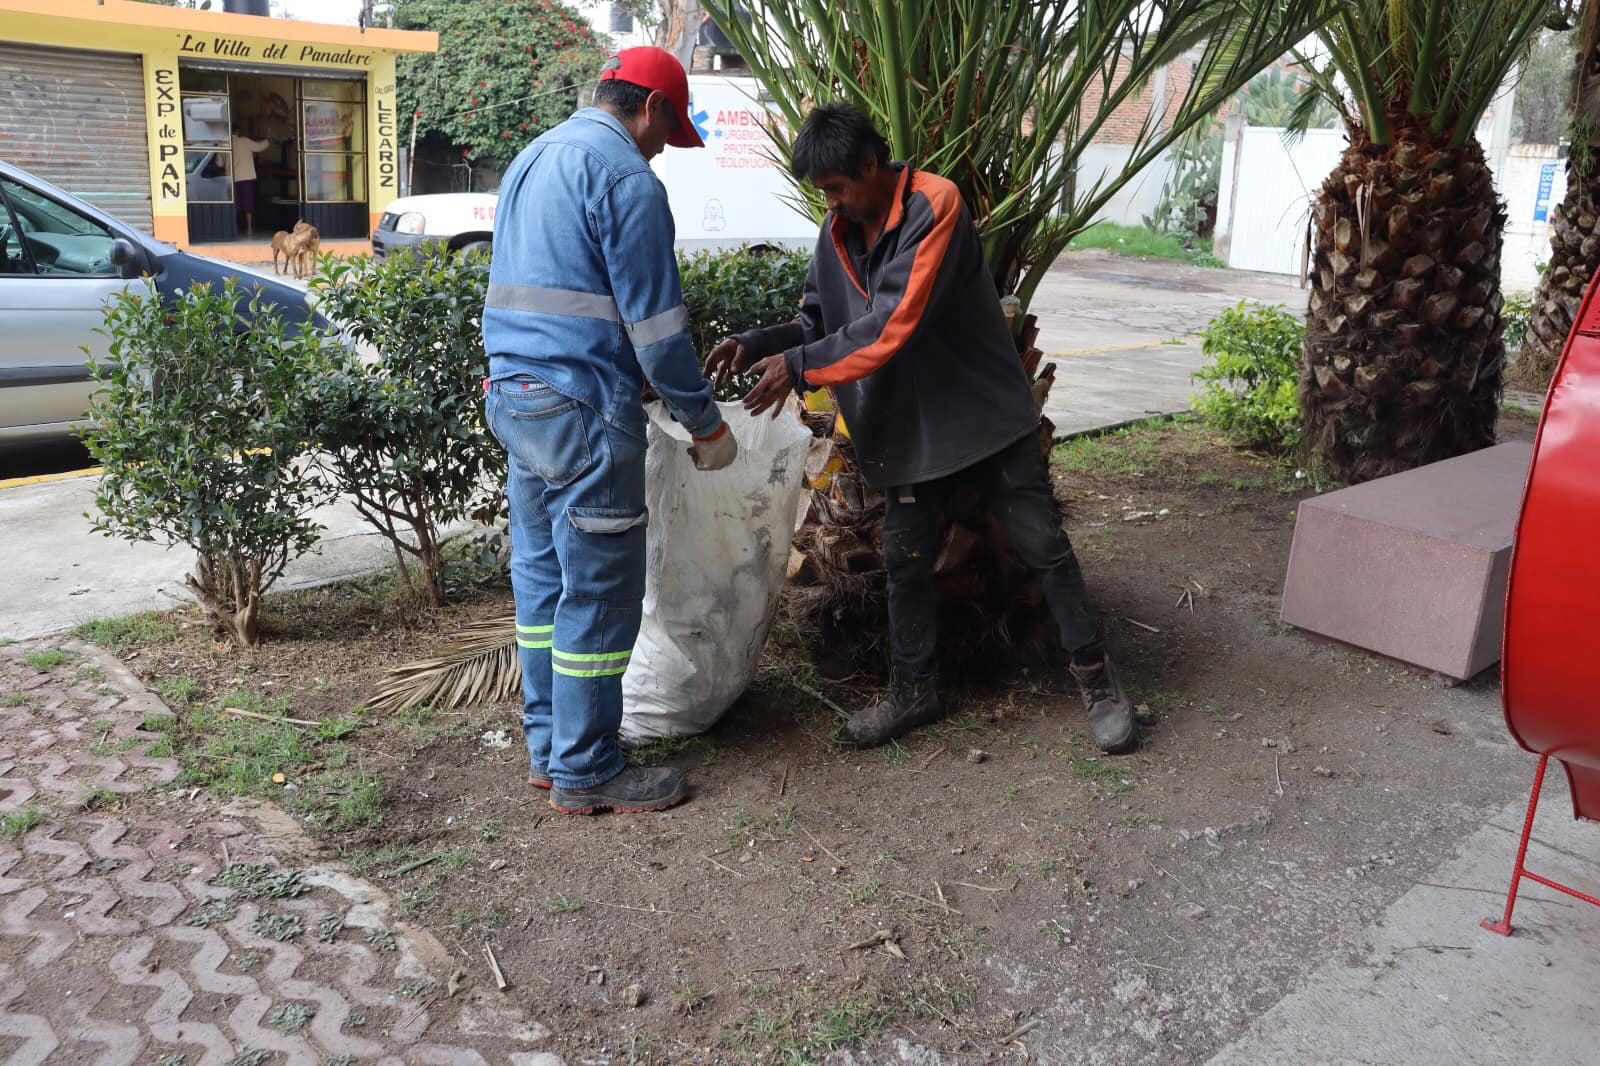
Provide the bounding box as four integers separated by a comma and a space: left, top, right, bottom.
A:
1485, 277, 1600, 936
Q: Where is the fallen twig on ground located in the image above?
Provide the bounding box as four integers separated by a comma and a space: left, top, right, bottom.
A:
801, 827, 845, 867
221, 705, 320, 727
1123, 617, 1161, 633
484, 942, 508, 990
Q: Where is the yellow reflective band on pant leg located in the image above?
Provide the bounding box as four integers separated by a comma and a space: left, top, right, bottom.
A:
517, 623, 555, 650
551, 648, 632, 677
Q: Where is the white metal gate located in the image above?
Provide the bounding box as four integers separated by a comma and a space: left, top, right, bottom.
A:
1220, 126, 1345, 275
0, 43, 152, 232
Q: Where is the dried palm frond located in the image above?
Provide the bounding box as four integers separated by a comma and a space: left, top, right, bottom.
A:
367, 610, 520, 714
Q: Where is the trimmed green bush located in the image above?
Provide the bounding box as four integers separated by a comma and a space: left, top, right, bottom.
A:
308, 248, 504, 605
84, 279, 333, 645
678, 245, 811, 398
1192, 301, 1304, 450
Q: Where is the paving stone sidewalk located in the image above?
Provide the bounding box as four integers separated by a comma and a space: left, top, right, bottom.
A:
0, 639, 563, 1066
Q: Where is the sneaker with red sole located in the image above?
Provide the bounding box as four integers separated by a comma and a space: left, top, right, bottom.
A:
528, 771, 552, 790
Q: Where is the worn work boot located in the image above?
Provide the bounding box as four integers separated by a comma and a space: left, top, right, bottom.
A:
842, 680, 944, 748
527, 770, 552, 790
549, 766, 689, 815
1070, 655, 1137, 754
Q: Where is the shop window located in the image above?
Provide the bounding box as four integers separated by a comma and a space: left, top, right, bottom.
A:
302, 99, 366, 154
0, 178, 115, 277
182, 94, 231, 147
185, 149, 234, 204
301, 78, 364, 104
303, 154, 367, 203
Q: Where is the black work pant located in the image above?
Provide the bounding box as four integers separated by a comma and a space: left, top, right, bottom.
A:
881, 432, 1101, 686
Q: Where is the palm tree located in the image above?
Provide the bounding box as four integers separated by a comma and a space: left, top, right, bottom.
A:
1295, 0, 1554, 482
1511, 2, 1593, 393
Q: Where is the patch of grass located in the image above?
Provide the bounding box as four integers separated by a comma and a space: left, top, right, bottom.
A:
314, 713, 363, 742
474, 817, 504, 843
163, 688, 317, 797
813, 996, 892, 1051
880, 739, 910, 766
926, 710, 985, 738
0, 693, 37, 709
840, 877, 883, 906
341, 843, 412, 875
544, 892, 583, 914
1062, 751, 1134, 796
23, 648, 69, 672
397, 880, 442, 916
723, 804, 797, 846
82, 784, 120, 811
265, 1001, 316, 1033
449, 904, 507, 935
88, 734, 140, 756
226, 1050, 271, 1066
1067, 222, 1223, 266
154, 675, 200, 711
625, 733, 722, 767
72, 663, 106, 684
1051, 418, 1189, 480
285, 764, 384, 829
0, 808, 43, 837
1119, 812, 1162, 829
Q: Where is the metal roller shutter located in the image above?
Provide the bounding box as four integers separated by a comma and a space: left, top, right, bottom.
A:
0, 43, 152, 233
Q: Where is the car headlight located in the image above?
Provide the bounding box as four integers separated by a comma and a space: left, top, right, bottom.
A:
396, 211, 426, 235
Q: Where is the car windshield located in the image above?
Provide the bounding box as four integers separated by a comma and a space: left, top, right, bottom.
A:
6, 184, 102, 237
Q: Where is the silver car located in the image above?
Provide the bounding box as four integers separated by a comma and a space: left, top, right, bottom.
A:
0, 160, 323, 444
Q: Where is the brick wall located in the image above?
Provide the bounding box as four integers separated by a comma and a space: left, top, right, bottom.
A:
1081, 57, 1195, 145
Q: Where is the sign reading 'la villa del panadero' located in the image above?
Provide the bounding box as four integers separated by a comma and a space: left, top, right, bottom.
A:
179, 33, 375, 67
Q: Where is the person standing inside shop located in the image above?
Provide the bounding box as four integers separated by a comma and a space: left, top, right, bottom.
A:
230, 126, 273, 238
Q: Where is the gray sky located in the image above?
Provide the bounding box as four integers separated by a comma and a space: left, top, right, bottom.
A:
271, 0, 367, 25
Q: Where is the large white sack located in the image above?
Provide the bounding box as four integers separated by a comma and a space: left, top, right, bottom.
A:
621, 400, 812, 742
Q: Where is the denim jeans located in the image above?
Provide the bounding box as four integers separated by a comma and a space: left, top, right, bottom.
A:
881, 431, 1102, 686
487, 376, 648, 789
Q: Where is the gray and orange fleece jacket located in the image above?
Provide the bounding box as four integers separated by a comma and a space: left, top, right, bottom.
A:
735, 163, 1039, 490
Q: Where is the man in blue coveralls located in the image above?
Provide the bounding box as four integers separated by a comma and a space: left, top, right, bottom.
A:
483, 48, 736, 815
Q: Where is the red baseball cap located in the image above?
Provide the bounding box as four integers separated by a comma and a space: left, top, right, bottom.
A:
599, 47, 704, 149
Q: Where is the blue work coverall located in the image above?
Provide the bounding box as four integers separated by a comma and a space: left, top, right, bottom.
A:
483, 107, 722, 789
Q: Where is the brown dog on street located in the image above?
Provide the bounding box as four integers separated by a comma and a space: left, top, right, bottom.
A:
270, 220, 313, 276
285, 222, 321, 280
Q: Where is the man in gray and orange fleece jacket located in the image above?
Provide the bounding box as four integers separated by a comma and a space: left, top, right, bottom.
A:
705, 102, 1138, 754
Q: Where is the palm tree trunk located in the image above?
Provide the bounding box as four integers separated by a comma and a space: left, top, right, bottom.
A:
1302, 122, 1505, 482
1512, 6, 1600, 393
1511, 170, 1600, 390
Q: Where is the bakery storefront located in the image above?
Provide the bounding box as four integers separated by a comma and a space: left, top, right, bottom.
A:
0, 0, 436, 256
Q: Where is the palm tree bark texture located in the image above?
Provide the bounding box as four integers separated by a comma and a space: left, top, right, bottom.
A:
1513, 1, 1600, 393
1304, 118, 1507, 482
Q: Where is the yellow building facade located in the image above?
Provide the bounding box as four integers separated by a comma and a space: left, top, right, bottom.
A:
0, 0, 435, 257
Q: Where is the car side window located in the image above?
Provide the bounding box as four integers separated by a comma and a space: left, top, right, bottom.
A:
0, 184, 34, 276
0, 177, 116, 278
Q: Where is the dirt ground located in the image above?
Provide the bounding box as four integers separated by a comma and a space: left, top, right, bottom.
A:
85, 411, 1540, 1064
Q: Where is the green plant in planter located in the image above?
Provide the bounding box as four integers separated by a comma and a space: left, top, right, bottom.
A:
308, 249, 505, 606
1193, 301, 1305, 450
83, 279, 332, 646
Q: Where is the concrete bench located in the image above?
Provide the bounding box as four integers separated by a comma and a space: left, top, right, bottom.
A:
1280, 441, 1533, 681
